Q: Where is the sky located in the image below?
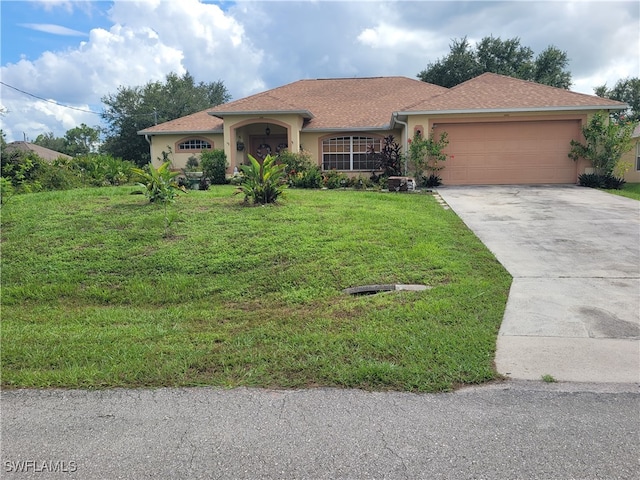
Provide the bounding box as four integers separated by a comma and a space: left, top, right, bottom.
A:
1, 0, 638, 143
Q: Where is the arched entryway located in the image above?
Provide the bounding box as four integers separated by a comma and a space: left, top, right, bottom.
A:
231, 119, 291, 168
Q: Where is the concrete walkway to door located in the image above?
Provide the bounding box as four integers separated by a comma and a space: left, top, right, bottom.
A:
436, 185, 640, 383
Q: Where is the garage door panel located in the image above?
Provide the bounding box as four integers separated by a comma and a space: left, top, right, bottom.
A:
433, 120, 580, 185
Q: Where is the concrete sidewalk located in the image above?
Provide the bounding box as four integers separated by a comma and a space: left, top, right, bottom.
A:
436, 185, 640, 383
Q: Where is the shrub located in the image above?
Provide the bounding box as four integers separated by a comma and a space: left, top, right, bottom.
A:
602, 174, 626, 190
421, 173, 442, 188
368, 135, 403, 177
323, 170, 349, 189
201, 149, 228, 185
279, 151, 323, 189
235, 154, 286, 204
0, 176, 14, 204
578, 172, 626, 190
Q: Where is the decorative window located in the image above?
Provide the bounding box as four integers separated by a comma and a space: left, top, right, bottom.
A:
321, 136, 382, 171
176, 138, 213, 152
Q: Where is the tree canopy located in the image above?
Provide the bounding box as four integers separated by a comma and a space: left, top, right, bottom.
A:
33, 124, 100, 157
417, 36, 571, 89
100, 72, 231, 166
594, 77, 640, 124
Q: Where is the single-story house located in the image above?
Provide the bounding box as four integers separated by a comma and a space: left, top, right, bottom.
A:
620, 124, 640, 183
4, 141, 72, 162
138, 73, 627, 185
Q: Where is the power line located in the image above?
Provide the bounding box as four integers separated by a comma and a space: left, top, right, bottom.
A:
0, 81, 157, 120
0, 81, 102, 115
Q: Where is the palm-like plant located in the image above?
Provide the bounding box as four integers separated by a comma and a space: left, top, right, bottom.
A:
132, 161, 186, 235
236, 154, 286, 204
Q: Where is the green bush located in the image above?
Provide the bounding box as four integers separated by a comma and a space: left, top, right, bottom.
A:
279, 151, 323, 189
201, 149, 227, 185
323, 170, 349, 189
236, 154, 286, 204
578, 172, 626, 190
0, 176, 14, 204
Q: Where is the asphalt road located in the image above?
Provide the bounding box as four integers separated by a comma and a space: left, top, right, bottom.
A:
2, 381, 638, 479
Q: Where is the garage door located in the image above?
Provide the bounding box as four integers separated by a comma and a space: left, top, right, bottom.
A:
432, 120, 581, 185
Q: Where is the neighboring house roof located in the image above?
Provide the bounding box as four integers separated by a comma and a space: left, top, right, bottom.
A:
402, 73, 627, 114
139, 74, 627, 135
4, 141, 72, 162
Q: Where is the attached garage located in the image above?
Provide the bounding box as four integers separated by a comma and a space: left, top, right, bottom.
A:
432, 120, 582, 185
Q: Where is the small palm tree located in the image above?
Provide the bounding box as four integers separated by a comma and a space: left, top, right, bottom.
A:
132, 161, 186, 235
235, 154, 286, 204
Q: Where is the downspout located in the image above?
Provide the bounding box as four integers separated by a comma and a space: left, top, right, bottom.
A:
393, 113, 409, 175
144, 134, 151, 145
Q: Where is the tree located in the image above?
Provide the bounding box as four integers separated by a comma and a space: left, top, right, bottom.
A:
33, 124, 100, 157
64, 124, 100, 156
594, 77, 640, 124
33, 132, 67, 154
101, 71, 231, 166
417, 36, 572, 89
568, 111, 637, 175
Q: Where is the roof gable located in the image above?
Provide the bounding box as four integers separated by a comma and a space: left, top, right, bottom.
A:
404, 73, 627, 113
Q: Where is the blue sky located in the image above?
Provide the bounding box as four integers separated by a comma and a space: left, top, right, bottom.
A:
1, 0, 639, 143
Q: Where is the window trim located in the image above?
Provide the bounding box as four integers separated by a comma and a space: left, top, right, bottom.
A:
321, 135, 383, 171
175, 137, 213, 153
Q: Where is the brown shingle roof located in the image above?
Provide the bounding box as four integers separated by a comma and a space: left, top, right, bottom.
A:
141, 77, 449, 134
139, 74, 627, 135
138, 109, 224, 134
403, 73, 627, 112
4, 142, 72, 162
207, 77, 449, 130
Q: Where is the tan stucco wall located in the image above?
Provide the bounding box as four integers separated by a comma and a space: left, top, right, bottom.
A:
149, 133, 224, 170
223, 114, 305, 170
621, 138, 640, 183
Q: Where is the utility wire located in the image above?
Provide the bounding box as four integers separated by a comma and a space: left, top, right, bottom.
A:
1, 81, 102, 115
0, 81, 158, 120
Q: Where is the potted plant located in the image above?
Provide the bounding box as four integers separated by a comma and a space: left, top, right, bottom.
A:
183, 156, 203, 189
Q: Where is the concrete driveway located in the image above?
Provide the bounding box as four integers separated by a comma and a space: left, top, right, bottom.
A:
436, 185, 640, 383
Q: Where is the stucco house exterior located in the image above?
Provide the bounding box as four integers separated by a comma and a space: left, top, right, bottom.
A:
620, 124, 640, 183
138, 73, 627, 185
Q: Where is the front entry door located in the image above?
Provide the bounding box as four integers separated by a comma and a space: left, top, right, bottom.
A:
250, 135, 288, 160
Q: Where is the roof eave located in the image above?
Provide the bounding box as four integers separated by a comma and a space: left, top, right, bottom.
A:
209, 110, 315, 120
137, 129, 224, 136
396, 105, 629, 116
302, 125, 393, 133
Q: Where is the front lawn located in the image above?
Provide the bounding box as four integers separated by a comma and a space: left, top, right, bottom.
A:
605, 182, 640, 201
1, 186, 511, 392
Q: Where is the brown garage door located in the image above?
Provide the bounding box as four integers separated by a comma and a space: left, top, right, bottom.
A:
432, 120, 581, 185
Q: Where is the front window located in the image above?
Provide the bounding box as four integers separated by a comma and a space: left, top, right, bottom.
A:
636, 143, 640, 171
322, 136, 382, 171
176, 138, 212, 152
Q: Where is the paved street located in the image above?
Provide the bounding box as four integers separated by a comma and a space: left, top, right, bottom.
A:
1, 381, 638, 479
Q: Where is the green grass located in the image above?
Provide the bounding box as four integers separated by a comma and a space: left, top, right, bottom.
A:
605, 182, 640, 200
1, 186, 511, 392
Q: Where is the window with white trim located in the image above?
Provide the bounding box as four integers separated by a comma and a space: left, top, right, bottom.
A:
322, 136, 382, 171
177, 138, 212, 152
636, 143, 640, 171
